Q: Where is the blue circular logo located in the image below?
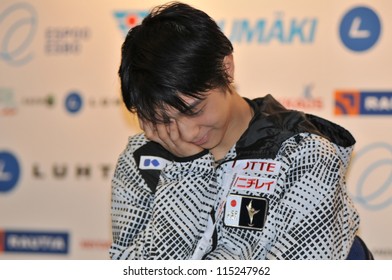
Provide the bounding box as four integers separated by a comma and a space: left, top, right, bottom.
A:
339, 6, 381, 52
0, 2, 38, 66
0, 151, 21, 193
65, 92, 83, 114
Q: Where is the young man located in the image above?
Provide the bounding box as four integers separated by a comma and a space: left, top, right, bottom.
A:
110, 2, 370, 259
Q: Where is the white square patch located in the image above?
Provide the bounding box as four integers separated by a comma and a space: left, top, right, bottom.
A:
139, 156, 170, 170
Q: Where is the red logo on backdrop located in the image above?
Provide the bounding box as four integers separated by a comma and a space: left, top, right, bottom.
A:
278, 84, 324, 111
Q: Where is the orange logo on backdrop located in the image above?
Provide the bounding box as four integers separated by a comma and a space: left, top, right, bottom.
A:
334, 90, 360, 115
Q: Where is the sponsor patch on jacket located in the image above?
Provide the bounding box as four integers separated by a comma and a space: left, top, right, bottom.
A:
232, 174, 276, 194
139, 156, 170, 170
231, 159, 281, 175
224, 194, 268, 231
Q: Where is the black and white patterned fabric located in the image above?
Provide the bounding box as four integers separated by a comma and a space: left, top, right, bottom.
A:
109, 95, 360, 260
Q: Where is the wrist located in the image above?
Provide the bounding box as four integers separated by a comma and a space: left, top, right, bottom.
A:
172, 149, 209, 162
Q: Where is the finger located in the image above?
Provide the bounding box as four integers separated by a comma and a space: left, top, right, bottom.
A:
144, 123, 169, 150
155, 122, 173, 144
143, 121, 157, 140
150, 123, 175, 151
168, 119, 180, 142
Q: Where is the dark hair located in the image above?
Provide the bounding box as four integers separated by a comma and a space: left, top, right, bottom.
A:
118, 2, 233, 123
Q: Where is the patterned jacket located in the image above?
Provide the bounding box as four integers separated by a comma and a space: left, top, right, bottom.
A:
109, 94, 360, 260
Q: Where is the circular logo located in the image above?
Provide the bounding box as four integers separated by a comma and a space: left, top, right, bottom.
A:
349, 143, 392, 210
0, 151, 21, 193
65, 92, 83, 114
339, 6, 381, 52
0, 2, 38, 66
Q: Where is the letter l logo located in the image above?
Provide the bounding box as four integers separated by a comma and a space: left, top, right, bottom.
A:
349, 17, 370, 38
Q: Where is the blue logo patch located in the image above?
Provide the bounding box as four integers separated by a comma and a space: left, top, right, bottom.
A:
0, 151, 21, 193
139, 156, 170, 170
339, 6, 381, 52
144, 159, 160, 167
65, 92, 83, 114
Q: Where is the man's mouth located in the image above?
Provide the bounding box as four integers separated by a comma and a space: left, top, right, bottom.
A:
192, 134, 208, 146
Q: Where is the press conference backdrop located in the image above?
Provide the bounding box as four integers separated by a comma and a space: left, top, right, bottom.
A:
0, 0, 391, 259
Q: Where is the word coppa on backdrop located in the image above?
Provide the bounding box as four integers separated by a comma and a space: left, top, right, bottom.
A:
0, 0, 391, 259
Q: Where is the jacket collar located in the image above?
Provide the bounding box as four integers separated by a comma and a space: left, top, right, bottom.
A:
235, 95, 355, 158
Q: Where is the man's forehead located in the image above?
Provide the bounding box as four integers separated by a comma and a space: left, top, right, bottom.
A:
156, 96, 204, 120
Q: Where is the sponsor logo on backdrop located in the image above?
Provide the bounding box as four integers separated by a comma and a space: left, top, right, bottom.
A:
88, 97, 121, 108
1, 88, 121, 117
32, 162, 113, 180
339, 6, 381, 52
64, 91, 121, 114
349, 142, 392, 211
278, 84, 324, 111
0, 151, 21, 193
113, 10, 148, 37
22, 93, 56, 108
0, 88, 17, 115
45, 27, 91, 55
65, 91, 83, 114
1, 151, 113, 185
80, 239, 111, 251
0, 229, 69, 254
334, 90, 392, 115
113, 10, 317, 45
372, 248, 392, 259
220, 13, 317, 44
17, 90, 120, 113
0, 2, 38, 66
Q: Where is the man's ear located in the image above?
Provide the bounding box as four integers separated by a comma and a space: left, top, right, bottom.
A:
223, 54, 234, 82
